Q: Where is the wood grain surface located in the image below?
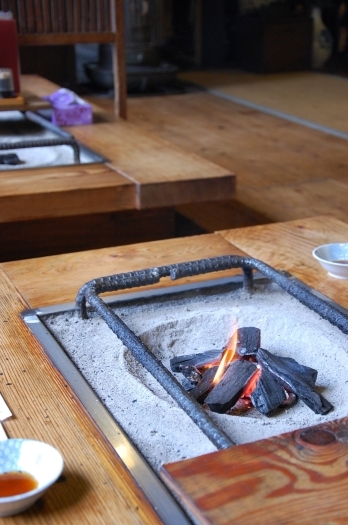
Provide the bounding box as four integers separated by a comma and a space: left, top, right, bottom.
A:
69, 121, 235, 209
0, 267, 161, 525
0, 233, 245, 307
161, 418, 348, 525
236, 179, 348, 225
0, 164, 135, 223
126, 89, 348, 192
0, 91, 50, 112
20, 75, 65, 98
220, 215, 348, 309
123, 87, 348, 231
0, 91, 51, 111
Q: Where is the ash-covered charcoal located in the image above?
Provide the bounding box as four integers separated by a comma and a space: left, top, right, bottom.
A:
180, 377, 196, 392
179, 365, 202, 383
235, 327, 261, 356
205, 360, 258, 414
275, 356, 317, 387
250, 368, 287, 415
257, 348, 333, 415
190, 366, 218, 403
170, 349, 222, 373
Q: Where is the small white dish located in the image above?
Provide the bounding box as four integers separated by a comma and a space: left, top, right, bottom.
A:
0, 439, 64, 517
312, 243, 348, 279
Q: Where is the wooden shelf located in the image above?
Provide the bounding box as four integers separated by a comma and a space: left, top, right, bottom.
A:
0, 91, 51, 112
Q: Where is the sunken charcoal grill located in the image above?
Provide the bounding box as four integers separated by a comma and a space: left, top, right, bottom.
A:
0, 110, 107, 168
74, 255, 348, 449
22, 255, 348, 525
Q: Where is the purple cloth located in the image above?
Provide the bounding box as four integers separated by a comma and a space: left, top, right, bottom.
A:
46, 89, 75, 108
43, 88, 92, 126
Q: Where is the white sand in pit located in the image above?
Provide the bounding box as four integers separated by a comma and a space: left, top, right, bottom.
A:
43, 282, 348, 471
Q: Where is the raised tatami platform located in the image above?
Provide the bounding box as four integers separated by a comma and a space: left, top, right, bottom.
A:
179, 70, 348, 140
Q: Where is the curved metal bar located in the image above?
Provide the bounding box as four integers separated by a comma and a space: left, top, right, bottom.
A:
85, 290, 234, 450
75, 255, 348, 334
0, 138, 80, 163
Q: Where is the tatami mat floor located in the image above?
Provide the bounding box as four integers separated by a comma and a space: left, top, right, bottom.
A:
179, 70, 348, 138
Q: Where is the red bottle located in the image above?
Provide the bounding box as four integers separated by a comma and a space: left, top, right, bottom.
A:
0, 19, 20, 94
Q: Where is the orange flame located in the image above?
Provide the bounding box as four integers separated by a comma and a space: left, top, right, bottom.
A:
213, 323, 238, 385
242, 368, 261, 398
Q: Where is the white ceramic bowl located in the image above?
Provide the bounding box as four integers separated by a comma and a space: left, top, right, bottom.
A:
0, 439, 64, 517
312, 243, 348, 279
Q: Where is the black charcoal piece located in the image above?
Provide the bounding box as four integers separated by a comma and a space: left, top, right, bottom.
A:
0, 153, 20, 165
190, 366, 218, 403
204, 360, 258, 414
257, 348, 333, 415
170, 349, 222, 373
179, 365, 202, 383
250, 368, 286, 415
180, 377, 195, 392
275, 356, 317, 387
234, 327, 261, 356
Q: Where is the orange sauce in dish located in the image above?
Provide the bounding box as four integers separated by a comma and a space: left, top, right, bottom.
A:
0, 471, 38, 497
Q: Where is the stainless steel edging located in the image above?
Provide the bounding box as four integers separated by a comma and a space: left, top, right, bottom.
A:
22, 310, 191, 525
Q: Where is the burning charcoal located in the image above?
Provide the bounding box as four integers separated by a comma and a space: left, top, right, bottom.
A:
275, 356, 317, 387
190, 366, 218, 403
170, 350, 222, 373
250, 368, 287, 415
179, 365, 202, 383
234, 327, 261, 356
204, 360, 258, 414
228, 397, 253, 415
280, 392, 297, 408
257, 348, 333, 415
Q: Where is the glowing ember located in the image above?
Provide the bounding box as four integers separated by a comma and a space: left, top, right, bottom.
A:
171, 325, 333, 417
241, 367, 261, 398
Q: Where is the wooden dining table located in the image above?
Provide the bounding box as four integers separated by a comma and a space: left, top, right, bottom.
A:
0, 75, 235, 261
0, 214, 348, 524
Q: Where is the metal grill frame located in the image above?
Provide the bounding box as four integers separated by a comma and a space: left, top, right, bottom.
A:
75, 255, 348, 449
21, 258, 348, 525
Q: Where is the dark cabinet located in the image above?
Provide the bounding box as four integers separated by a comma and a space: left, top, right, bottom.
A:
235, 15, 313, 73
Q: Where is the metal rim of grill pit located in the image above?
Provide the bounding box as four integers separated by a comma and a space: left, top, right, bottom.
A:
0, 110, 108, 167
21, 255, 348, 525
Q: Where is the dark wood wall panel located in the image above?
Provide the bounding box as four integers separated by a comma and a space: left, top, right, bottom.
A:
0, 0, 113, 34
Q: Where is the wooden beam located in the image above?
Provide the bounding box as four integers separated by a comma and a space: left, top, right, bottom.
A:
160, 418, 348, 525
